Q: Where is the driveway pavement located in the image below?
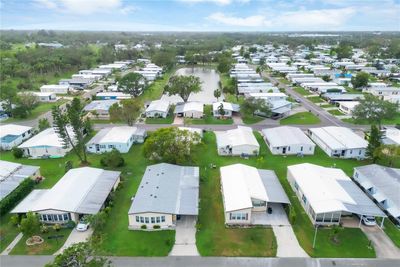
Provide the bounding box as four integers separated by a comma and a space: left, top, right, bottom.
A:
251, 204, 290, 226
272, 225, 309, 258
361, 225, 400, 259
1, 233, 23, 255
169, 216, 199, 256
54, 228, 93, 255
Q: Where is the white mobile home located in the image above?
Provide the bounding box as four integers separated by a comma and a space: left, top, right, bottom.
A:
215, 126, 259, 156
128, 163, 199, 230
83, 100, 119, 119
212, 102, 240, 118
381, 128, 400, 146
20, 92, 57, 102
354, 164, 400, 224
220, 164, 289, 225
145, 100, 170, 118
338, 101, 359, 115
0, 160, 40, 201
18, 127, 76, 159
174, 102, 204, 118
86, 126, 146, 154
0, 124, 33, 150
308, 127, 367, 159
40, 84, 70, 94
262, 126, 315, 155
287, 163, 385, 226
12, 167, 120, 224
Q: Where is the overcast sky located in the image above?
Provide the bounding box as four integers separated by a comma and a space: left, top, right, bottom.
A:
1, 0, 399, 31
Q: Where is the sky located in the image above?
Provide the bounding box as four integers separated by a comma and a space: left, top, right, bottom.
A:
0, 0, 399, 32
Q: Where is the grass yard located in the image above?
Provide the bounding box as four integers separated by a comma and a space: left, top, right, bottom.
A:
10, 228, 72, 255
194, 132, 375, 257
242, 115, 265, 125
0, 214, 21, 253
307, 96, 324, 104
138, 68, 176, 103
4, 99, 69, 123
328, 109, 345, 116
278, 78, 291, 85
377, 218, 400, 248
342, 115, 400, 126
145, 114, 174, 124
184, 105, 233, 125
224, 94, 244, 105
280, 112, 321, 125
293, 86, 311, 96
320, 104, 335, 108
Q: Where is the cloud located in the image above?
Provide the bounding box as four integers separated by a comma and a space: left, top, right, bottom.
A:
208, 7, 356, 29
33, 0, 136, 15
208, 12, 270, 27
178, 0, 249, 6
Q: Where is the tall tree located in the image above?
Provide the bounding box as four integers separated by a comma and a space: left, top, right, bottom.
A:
52, 98, 92, 163
38, 118, 50, 131
0, 86, 17, 115
240, 97, 272, 117
351, 72, 369, 89
20, 212, 40, 238
374, 144, 400, 167
143, 127, 200, 164
352, 94, 399, 128
335, 42, 353, 59
164, 75, 201, 102
117, 73, 147, 97
109, 99, 141, 126
366, 125, 382, 162
213, 89, 221, 101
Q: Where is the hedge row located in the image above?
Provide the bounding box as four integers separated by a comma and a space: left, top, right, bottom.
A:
0, 178, 35, 217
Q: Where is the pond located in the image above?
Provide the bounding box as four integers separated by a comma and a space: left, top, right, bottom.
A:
161, 67, 223, 104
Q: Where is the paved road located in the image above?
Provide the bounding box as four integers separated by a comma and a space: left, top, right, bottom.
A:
1, 256, 400, 267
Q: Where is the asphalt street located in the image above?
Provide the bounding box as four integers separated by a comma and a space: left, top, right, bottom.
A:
1, 256, 400, 267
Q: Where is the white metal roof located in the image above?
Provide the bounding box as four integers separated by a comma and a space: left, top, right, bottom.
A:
288, 163, 385, 216
215, 126, 259, 148
212, 102, 240, 112
383, 128, 400, 145
0, 124, 32, 139
87, 126, 143, 145
18, 127, 75, 149
12, 167, 120, 214
84, 100, 119, 111
146, 99, 170, 113
220, 164, 289, 212
262, 126, 315, 147
309, 126, 367, 150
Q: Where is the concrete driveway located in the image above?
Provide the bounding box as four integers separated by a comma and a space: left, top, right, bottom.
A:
54, 228, 93, 255
251, 203, 291, 226
272, 225, 309, 258
169, 216, 199, 256
361, 225, 400, 259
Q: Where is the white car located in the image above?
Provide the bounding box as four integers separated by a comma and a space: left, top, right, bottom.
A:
76, 220, 90, 232
361, 216, 376, 226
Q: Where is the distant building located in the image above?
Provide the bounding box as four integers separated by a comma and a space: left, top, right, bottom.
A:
84, 100, 119, 119
40, 84, 70, 94
174, 102, 204, 118
145, 100, 170, 118
0, 124, 33, 150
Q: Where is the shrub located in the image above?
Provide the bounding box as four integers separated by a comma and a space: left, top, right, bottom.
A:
66, 220, 76, 229
289, 206, 296, 224
100, 149, 125, 168
9, 214, 20, 227
20, 212, 40, 237
0, 178, 35, 216
53, 223, 61, 232
153, 225, 160, 229
41, 225, 49, 233
141, 225, 147, 229
12, 147, 24, 159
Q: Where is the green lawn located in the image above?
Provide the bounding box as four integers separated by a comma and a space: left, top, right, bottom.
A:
293, 86, 311, 96
280, 112, 321, 125
10, 228, 72, 255
377, 218, 400, 248
145, 114, 174, 124
307, 96, 324, 103
138, 68, 176, 103
0, 214, 20, 253
278, 78, 291, 85
320, 104, 335, 108
224, 94, 244, 105
242, 115, 265, 125
4, 99, 69, 123
328, 109, 345, 116
194, 132, 375, 257
184, 105, 233, 125
342, 115, 400, 125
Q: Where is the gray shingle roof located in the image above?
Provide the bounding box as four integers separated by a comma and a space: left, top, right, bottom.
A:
128, 163, 199, 215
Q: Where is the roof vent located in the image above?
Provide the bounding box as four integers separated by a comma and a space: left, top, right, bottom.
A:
156, 186, 159, 189
146, 182, 149, 184
150, 194, 153, 196
154, 196, 157, 198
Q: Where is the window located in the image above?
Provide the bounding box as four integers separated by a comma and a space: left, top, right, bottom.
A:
294, 181, 299, 191
140, 217, 144, 223
136, 216, 139, 222
63, 214, 69, 221
145, 217, 149, 223
58, 214, 63, 221
161, 216, 165, 222
151, 217, 155, 223
54, 215, 58, 221
42, 215, 47, 221
302, 194, 307, 205
301, 146, 303, 152
359, 150, 362, 155
108, 145, 114, 149
156, 217, 160, 223
288, 146, 291, 151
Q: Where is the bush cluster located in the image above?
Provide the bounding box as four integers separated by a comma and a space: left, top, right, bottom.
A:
0, 178, 35, 216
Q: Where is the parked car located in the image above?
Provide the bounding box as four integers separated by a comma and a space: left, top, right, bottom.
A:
361, 215, 376, 226
76, 218, 90, 231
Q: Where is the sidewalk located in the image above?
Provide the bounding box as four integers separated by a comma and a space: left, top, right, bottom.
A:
1, 233, 23, 255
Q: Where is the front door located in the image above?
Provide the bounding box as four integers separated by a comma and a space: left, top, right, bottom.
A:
96, 144, 100, 152
282, 147, 286, 154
